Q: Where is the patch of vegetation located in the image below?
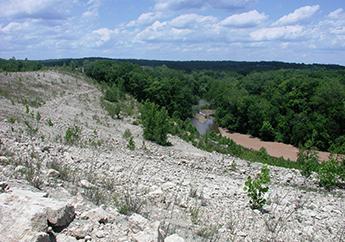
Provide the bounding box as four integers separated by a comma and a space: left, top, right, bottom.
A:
114, 192, 144, 215
47, 118, 54, 127
64, 125, 81, 145
123, 129, 132, 139
140, 101, 170, 146
47, 161, 75, 182
196, 225, 219, 239
127, 136, 135, 150
244, 165, 270, 210
24, 160, 43, 190
104, 84, 123, 102
318, 159, 339, 190
7, 116, 16, 124
24, 120, 38, 135
84, 186, 108, 206
123, 129, 135, 150
190, 206, 201, 224
297, 148, 319, 177
35, 111, 41, 122
101, 99, 121, 119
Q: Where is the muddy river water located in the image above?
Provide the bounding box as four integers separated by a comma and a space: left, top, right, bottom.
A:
192, 115, 331, 161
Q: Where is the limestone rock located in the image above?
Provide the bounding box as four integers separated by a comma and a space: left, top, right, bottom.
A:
0, 187, 75, 242
80, 180, 94, 189
129, 213, 149, 233
47, 169, 60, 178
81, 207, 114, 224
164, 234, 185, 242
47, 204, 75, 228
56, 234, 79, 242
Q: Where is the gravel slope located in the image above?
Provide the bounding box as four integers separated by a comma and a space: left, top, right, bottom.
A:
0, 71, 344, 242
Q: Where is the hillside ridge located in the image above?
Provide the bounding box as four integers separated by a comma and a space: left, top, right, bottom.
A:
0, 71, 344, 241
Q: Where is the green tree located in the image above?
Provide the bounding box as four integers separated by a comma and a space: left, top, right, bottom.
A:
140, 102, 170, 146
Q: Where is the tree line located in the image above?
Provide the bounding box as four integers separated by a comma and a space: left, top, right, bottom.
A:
1, 58, 344, 154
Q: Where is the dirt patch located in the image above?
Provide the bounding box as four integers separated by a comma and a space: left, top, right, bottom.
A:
219, 128, 331, 161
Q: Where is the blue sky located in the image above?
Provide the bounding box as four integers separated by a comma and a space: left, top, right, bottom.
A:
0, 0, 345, 65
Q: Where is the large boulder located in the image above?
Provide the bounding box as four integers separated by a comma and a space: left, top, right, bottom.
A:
0, 187, 75, 241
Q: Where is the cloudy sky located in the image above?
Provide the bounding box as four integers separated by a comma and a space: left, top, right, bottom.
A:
0, 0, 344, 65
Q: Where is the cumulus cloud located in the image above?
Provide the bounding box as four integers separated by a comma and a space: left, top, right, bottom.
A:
170, 14, 217, 28
328, 8, 345, 19
154, 0, 254, 11
0, 0, 71, 20
135, 21, 192, 42
250, 25, 304, 41
127, 12, 163, 27
220, 10, 267, 28
274, 5, 320, 26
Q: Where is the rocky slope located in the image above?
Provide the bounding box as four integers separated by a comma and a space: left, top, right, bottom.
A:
0, 71, 344, 242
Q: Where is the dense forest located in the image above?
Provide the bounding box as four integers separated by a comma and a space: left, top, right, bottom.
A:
207, 69, 345, 153
2, 57, 344, 74
1, 58, 345, 154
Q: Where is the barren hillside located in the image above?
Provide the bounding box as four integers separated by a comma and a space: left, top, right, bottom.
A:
0, 71, 344, 242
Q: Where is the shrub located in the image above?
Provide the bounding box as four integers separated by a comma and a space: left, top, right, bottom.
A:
65, 125, 81, 144
123, 129, 135, 150
196, 225, 219, 239
140, 101, 170, 146
127, 136, 135, 150
297, 149, 319, 177
190, 206, 201, 224
104, 84, 122, 102
114, 192, 143, 215
123, 129, 132, 140
318, 159, 338, 190
8, 116, 16, 124
244, 165, 270, 210
102, 99, 121, 119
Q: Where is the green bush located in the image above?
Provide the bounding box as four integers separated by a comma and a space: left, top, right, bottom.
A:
297, 149, 319, 177
318, 159, 338, 190
104, 84, 122, 102
102, 99, 121, 119
65, 125, 81, 144
127, 136, 135, 150
244, 165, 270, 210
140, 102, 170, 146
123, 129, 132, 140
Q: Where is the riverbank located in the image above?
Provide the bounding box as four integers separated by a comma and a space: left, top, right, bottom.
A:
219, 128, 331, 162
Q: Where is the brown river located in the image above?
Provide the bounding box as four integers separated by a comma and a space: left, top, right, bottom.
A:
218, 128, 331, 162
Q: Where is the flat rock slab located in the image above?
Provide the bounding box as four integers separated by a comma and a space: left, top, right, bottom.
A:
0, 187, 75, 242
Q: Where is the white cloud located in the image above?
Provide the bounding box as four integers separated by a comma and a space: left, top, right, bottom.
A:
93, 28, 112, 42
274, 5, 320, 26
154, 0, 254, 11
127, 12, 163, 27
328, 8, 345, 19
250, 25, 304, 41
82, 0, 102, 18
1, 21, 32, 33
0, 0, 71, 19
170, 14, 217, 28
135, 21, 191, 42
220, 10, 268, 28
